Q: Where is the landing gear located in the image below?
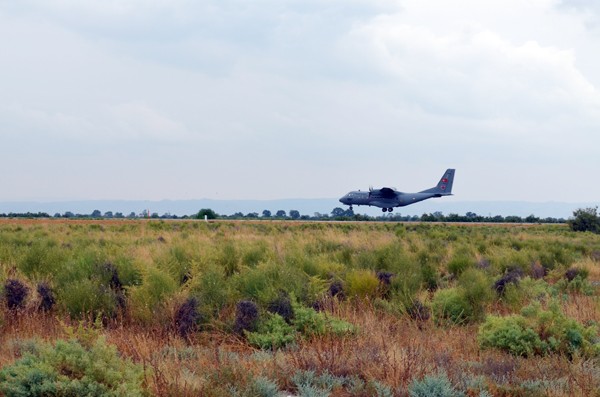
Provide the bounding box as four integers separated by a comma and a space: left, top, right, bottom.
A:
382, 208, 387, 212
382, 208, 394, 213
349, 206, 353, 211
388, 208, 393, 212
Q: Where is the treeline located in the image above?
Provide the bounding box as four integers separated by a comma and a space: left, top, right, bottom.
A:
0, 208, 567, 223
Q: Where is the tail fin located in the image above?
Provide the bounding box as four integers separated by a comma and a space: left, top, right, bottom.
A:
420, 169, 455, 195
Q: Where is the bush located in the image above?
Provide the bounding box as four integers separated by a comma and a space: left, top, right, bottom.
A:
36, 282, 55, 312
4, 279, 29, 310
291, 302, 355, 337
246, 313, 296, 349
408, 372, 464, 397
447, 255, 473, 277
345, 269, 379, 299
234, 300, 259, 335
174, 297, 202, 337
459, 269, 493, 321
59, 278, 118, 319
0, 337, 145, 397
267, 292, 294, 323
128, 267, 178, 324
479, 303, 600, 358
493, 269, 522, 296
432, 288, 473, 325
478, 315, 544, 357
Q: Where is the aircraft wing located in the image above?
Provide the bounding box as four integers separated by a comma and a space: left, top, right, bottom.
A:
379, 187, 397, 198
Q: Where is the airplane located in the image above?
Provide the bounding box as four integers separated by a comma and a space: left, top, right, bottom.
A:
339, 169, 455, 212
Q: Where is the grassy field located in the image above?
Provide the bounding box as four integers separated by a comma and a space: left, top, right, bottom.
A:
0, 218, 599, 396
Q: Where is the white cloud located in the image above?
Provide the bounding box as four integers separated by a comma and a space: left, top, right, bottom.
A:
347, 18, 600, 123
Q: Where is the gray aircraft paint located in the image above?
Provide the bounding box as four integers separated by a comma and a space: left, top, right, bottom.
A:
339, 169, 455, 212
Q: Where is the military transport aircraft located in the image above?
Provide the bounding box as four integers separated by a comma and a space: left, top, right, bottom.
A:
339, 169, 455, 212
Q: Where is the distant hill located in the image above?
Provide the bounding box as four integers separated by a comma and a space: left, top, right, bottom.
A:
0, 199, 597, 219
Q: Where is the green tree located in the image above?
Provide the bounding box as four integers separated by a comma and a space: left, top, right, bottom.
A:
289, 210, 300, 219
331, 207, 345, 217
196, 208, 218, 220
262, 210, 271, 217
568, 207, 600, 233
275, 210, 286, 218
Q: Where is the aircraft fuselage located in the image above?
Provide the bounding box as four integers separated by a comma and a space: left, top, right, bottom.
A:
338, 169, 455, 212
339, 191, 441, 209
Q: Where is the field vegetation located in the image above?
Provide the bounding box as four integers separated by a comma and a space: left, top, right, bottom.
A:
0, 218, 598, 396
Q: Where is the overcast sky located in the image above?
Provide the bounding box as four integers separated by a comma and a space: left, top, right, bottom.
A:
1, 0, 600, 202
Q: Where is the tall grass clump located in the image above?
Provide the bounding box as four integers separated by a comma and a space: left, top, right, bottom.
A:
458, 269, 494, 321
128, 266, 178, 324
189, 264, 232, 316
432, 288, 473, 325
345, 269, 379, 299
58, 278, 119, 319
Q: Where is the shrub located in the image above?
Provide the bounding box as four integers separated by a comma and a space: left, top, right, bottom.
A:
432, 288, 473, 325
174, 297, 202, 337
291, 370, 345, 396
0, 337, 145, 397
246, 313, 296, 349
564, 267, 588, 282
408, 372, 464, 397
4, 279, 29, 310
502, 277, 550, 310
267, 292, 294, 323
291, 302, 355, 337
234, 300, 259, 335
479, 303, 600, 358
128, 267, 178, 324
529, 262, 547, 279
328, 280, 345, 298
447, 255, 472, 277
98, 262, 123, 291
459, 269, 493, 320
189, 265, 231, 316
36, 282, 55, 312
478, 315, 544, 357
493, 269, 522, 296
59, 278, 118, 319
246, 376, 280, 397
345, 269, 379, 299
